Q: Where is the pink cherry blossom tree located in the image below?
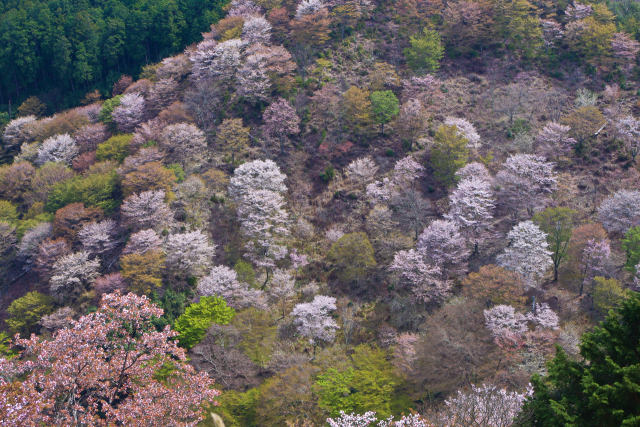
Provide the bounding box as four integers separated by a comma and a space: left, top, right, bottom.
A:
262, 98, 301, 154
0, 292, 219, 425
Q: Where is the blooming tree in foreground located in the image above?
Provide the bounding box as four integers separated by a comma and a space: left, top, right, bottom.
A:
0, 292, 219, 425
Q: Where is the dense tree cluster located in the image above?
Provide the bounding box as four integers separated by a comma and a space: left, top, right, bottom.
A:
1, 0, 640, 424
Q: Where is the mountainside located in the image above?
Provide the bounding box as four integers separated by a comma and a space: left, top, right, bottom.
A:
2, 0, 640, 425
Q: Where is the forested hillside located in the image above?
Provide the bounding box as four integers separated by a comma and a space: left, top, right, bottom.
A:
0, 0, 228, 111
3, 0, 640, 425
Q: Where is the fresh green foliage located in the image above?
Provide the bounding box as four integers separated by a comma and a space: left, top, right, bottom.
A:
174, 296, 235, 349
96, 134, 133, 163
98, 96, 123, 125
167, 163, 185, 183
46, 169, 120, 214
370, 90, 399, 135
430, 124, 469, 187
151, 289, 191, 329
326, 232, 376, 285
592, 276, 628, 316
234, 260, 256, 287
0, 200, 19, 223
6, 291, 54, 336
404, 28, 444, 73
314, 345, 407, 418
533, 207, 577, 282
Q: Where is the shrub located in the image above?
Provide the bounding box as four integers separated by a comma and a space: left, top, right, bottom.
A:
46, 168, 120, 214
96, 134, 133, 163
174, 296, 235, 348
6, 291, 54, 336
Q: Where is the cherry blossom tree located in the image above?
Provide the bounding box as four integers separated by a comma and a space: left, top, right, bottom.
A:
78, 219, 120, 257
73, 123, 109, 153
228, 159, 287, 198
346, 157, 379, 186
227, 0, 262, 17
112, 93, 145, 133
123, 229, 163, 255
392, 156, 424, 187
2, 115, 36, 152
120, 190, 172, 231
483, 305, 528, 347
291, 295, 339, 345
197, 265, 265, 309
262, 98, 300, 154
327, 412, 428, 426
93, 272, 128, 295
578, 238, 611, 295
612, 32, 640, 63
0, 292, 219, 425
35, 238, 70, 281
164, 230, 215, 280
496, 154, 556, 217
36, 134, 79, 166
397, 99, 426, 148
416, 219, 470, 279
541, 20, 563, 47
229, 160, 290, 273
497, 221, 552, 288
565, 2, 592, 20
390, 249, 446, 304
296, 0, 325, 18
614, 115, 640, 161
146, 78, 179, 115
445, 174, 495, 251
39, 306, 76, 332
527, 303, 559, 330
444, 117, 481, 149
236, 53, 271, 103
17, 223, 52, 270
455, 161, 491, 181
536, 122, 576, 157
268, 268, 296, 317
242, 15, 272, 44
159, 123, 208, 171
327, 411, 378, 427
597, 189, 640, 233
441, 383, 531, 427
190, 38, 243, 84
49, 251, 101, 302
